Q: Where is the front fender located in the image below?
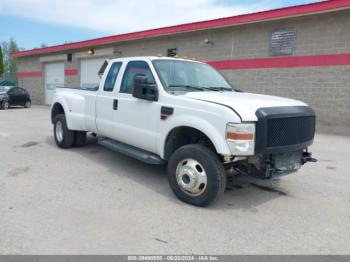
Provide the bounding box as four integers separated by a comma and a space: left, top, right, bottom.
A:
159, 115, 231, 158
0, 97, 9, 102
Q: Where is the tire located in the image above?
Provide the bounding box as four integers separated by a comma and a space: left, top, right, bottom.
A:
24, 101, 31, 108
2, 101, 9, 110
53, 114, 75, 148
167, 144, 226, 207
74, 131, 87, 147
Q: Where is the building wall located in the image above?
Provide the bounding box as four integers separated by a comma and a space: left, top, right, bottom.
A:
97, 9, 350, 59
17, 57, 45, 105
65, 55, 80, 87
17, 9, 350, 134
222, 66, 350, 135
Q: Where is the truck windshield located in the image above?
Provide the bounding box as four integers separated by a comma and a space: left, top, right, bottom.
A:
153, 60, 234, 93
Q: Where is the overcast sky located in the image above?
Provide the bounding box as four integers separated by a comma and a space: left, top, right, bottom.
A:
0, 0, 320, 50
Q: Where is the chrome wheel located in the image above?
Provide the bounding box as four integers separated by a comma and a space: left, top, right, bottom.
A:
25, 101, 31, 108
3, 101, 9, 110
176, 159, 207, 196
55, 121, 64, 142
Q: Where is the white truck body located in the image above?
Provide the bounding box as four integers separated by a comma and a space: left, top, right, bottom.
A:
53, 57, 307, 157
51, 56, 316, 206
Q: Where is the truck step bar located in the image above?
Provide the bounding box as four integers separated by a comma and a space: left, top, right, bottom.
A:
98, 138, 166, 165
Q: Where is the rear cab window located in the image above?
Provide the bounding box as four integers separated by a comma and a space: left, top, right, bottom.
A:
103, 62, 122, 92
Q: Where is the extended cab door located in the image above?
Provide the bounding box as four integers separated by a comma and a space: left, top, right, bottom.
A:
112, 60, 160, 154
95, 62, 123, 138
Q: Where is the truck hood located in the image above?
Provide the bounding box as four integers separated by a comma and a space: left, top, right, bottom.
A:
183, 91, 307, 121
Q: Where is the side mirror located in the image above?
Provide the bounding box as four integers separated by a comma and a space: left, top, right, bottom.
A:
132, 75, 158, 101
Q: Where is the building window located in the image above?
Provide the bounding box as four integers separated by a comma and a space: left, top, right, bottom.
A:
67, 53, 73, 62
270, 28, 297, 56
167, 48, 178, 57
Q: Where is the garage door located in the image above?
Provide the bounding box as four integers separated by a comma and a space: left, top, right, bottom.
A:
81, 58, 106, 89
45, 62, 64, 105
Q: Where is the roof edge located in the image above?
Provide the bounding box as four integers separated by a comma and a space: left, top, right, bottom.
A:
11, 0, 350, 58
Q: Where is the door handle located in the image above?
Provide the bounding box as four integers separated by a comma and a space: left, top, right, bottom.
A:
113, 99, 118, 110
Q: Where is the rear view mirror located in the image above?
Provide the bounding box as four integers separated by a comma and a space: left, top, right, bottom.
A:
132, 75, 158, 101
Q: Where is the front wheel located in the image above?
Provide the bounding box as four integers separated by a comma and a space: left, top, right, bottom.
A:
167, 145, 226, 207
53, 114, 75, 148
2, 101, 9, 110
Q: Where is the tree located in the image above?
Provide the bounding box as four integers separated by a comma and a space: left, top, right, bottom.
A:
1, 38, 21, 84
0, 46, 4, 77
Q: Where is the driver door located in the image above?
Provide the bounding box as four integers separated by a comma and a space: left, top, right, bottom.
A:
113, 60, 160, 154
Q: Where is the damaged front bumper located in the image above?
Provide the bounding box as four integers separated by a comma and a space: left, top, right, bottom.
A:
232, 149, 317, 179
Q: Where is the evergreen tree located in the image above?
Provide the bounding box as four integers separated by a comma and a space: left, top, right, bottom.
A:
1, 38, 21, 83
0, 46, 4, 77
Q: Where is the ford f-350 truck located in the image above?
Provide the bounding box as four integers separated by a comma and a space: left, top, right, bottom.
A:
51, 56, 316, 206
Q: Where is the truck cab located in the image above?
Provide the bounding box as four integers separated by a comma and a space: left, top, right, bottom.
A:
51, 56, 316, 206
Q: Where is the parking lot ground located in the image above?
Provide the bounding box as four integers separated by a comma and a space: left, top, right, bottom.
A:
0, 106, 350, 255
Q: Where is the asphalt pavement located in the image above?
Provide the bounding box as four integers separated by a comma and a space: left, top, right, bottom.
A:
0, 106, 349, 255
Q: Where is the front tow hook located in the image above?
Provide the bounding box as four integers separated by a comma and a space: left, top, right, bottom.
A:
302, 152, 318, 165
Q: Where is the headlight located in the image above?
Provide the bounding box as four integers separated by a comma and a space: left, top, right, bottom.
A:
226, 123, 255, 156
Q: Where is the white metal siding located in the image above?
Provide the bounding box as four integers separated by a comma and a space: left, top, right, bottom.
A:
80, 58, 106, 89
45, 62, 64, 105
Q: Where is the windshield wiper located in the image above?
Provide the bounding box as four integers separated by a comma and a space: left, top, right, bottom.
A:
168, 85, 206, 91
169, 85, 225, 92
210, 86, 243, 92
208, 86, 233, 91
168, 85, 237, 92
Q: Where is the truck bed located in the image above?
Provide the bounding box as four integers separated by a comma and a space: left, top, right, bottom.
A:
54, 86, 98, 133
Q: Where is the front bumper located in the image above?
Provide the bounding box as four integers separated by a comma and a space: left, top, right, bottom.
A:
231, 106, 317, 179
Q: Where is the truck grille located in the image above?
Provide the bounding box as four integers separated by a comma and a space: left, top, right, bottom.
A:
266, 116, 315, 147
255, 106, 316, 154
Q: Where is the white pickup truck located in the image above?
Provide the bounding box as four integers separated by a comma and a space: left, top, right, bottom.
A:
51, 56, 316, 206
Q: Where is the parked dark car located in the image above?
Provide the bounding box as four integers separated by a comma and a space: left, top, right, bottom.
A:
0, 86, 31, 110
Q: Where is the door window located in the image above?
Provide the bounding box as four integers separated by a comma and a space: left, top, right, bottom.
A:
120, 61, 155, 94
8, 88, 18, 95
18, 88, 27, 95
103, 62, 122, 92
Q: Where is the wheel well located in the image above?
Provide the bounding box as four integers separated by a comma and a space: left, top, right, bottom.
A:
51, 103, 65, 124
164, 126, 216, 160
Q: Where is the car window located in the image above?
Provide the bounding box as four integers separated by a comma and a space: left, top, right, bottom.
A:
8, 88, 17, 95
120, 61, 155, 94
14, 88, 22, 95
18, 88, 26, 95
103, 62, 122, 92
